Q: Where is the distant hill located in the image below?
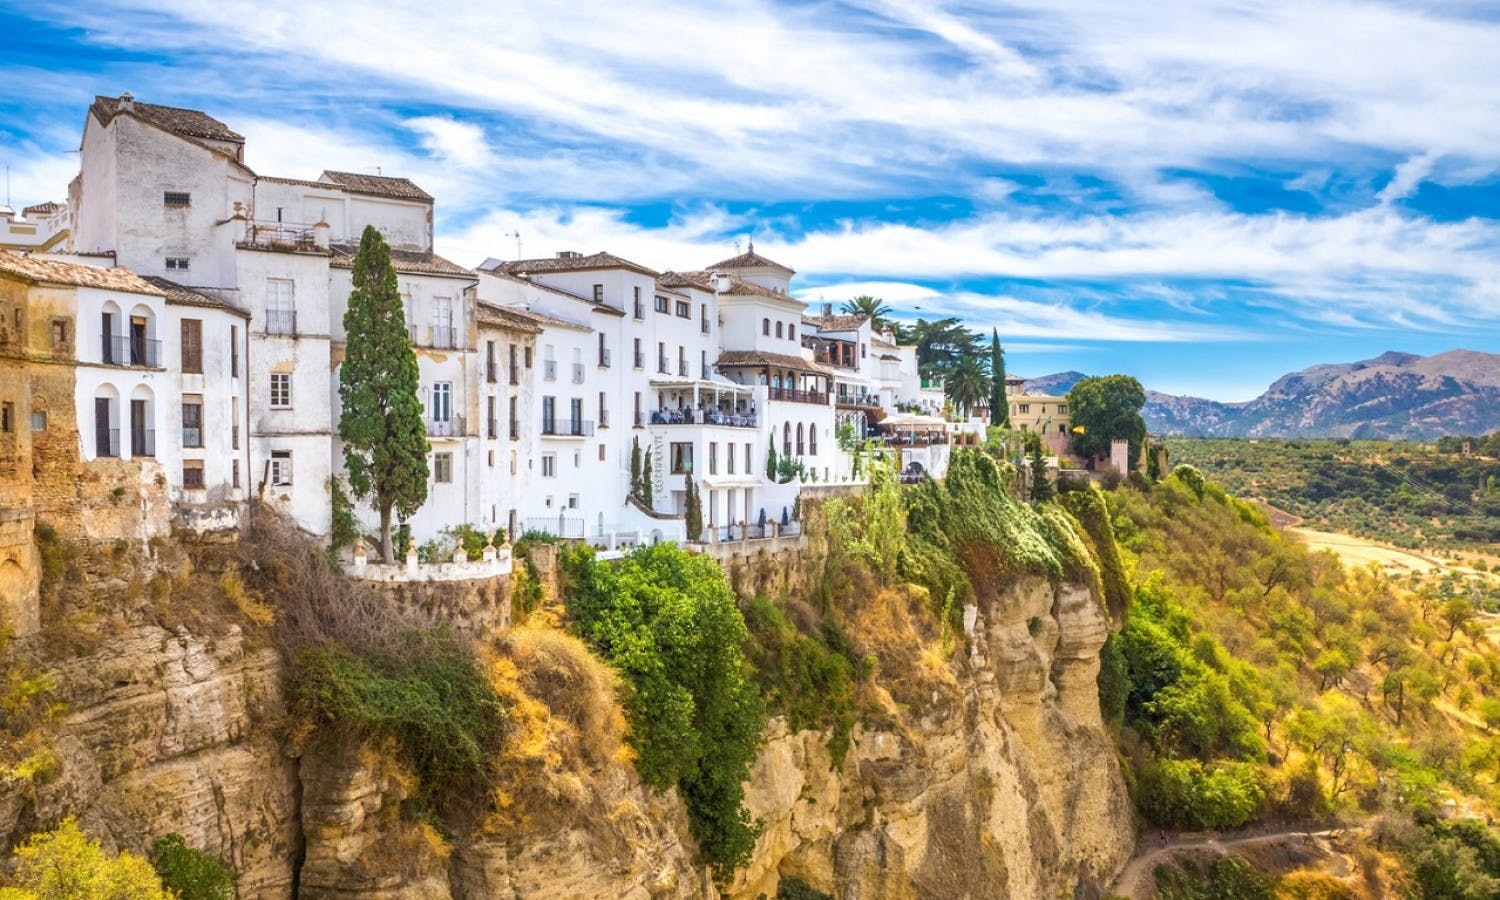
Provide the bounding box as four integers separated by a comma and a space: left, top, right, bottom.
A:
1022, 371, 1086, 396
1142, 349, 1500, 439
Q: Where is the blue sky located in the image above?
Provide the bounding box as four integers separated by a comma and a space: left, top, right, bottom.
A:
3, 0, 1499, 400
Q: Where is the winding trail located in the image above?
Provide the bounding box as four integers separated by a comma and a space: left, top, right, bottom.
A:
1108, 827, 1342, 899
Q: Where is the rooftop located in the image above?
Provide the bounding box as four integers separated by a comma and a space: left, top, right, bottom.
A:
474, 302, 543, 334
706, 239, 795, 275
329, 243, 472, 279
0, 249, 162, 296
716, 349, 832, 376
803, 313, 868, 333
498, 251, 659, 278
319, 170, 434, 203
143, 276, 249, 318
665, 270, 800, 304
91, 94, 244, 144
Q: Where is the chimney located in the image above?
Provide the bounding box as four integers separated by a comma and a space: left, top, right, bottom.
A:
313, 220, 331, 250
823, 302, 832, 317
557, 250, 580, 259
119, 91, 135, 111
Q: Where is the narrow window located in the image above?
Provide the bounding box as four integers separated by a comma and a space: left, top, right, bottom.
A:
434, 452, 453, 483
593, 284, 604, 302
266, 278, 295, 334
763, 318, 770, 336
432, 382, 452, 422
180, 319, 202, 374
182, 459, 205, 489
230, 325, 239, 377
270, 450, 292, 485
182, 395, 203, 448
270, 373, 292, 408
776, 321, 783, 338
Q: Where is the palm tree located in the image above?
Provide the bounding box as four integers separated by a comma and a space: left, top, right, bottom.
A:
842, 295, 893, 332
945, 354, 992, 418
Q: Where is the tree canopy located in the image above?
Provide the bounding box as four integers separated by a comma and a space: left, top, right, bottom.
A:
338, 225, 430, 562
841, 294, 893, 332
944, 354, 992, 418
897, 317, 986, 381
1067, 374, 1147, 463
989, 329, 1009, 428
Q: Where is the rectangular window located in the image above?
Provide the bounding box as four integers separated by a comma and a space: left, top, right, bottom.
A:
232, 459, 240, 489
183, 460, 205, 489
230, 325, 239, 376
487, 395, 497, 439
509, 397, 518, 440
51, 319, 68, 349
592, 284, 604, 302
182, 395, 203, 448
670, 442, 693, 474
709, 442, 718, 475
0, 402, 12, 433
180, 319, 202, 374
633, 286, 643, 318
570, 397, 583, 433
270, 373, 291, 408
270, 450, 292, 485
598, 332, 609, 367
633, 337, 643, 368
524, 346, 533, 368
728, 443, 736, 475
509, 344, 520, 384
486, 341, 497, 383
675, 300, 689, 318
232, 398, 239, 448
599, 391, 608, 426
542, 396, 556, 433
745, 442, 752, 474
266, 278, 295, 334
165, 257, 190, 271
434, 452, 453, 483
634, 391, 642, 427
30, 411, 46, 431
701, 304, 710, 334
163, 191, 191, 207
654, 294, 669, 314
432, 297, 454, 348
1018, 404, 1030, 414
541, 453, 557, 477
432, 382, 452, 422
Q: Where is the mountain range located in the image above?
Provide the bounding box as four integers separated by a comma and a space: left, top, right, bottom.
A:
1022, 349, 1500, 440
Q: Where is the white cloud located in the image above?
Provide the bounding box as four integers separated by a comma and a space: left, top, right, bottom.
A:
1376, 151, 1440, 204
406, 117, 492, 169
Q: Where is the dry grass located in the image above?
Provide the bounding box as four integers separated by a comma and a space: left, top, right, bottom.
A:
480, 620, 628, 833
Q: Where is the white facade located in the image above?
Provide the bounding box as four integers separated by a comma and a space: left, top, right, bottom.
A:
1, 203, 69, 253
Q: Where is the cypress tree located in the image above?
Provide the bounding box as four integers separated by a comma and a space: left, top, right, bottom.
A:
684, 474, 703, 541
766, 437, 778, 481
642, 453, 654, 506
630, 436, 643, 499
990, 328, 1009, 428
338, 225, 429, 563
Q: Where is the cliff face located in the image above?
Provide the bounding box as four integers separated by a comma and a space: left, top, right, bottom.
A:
3, 540, 1131, 899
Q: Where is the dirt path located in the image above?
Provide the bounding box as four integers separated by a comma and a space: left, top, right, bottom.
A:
1109, 828, 1341, 899
1287, 527, 1447, 575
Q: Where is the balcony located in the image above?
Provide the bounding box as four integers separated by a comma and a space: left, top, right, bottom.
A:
658, 357, 670, 375
427, 416, 465, 438
678, 361, 689, 377
130, 429, 156, 458
571, 362, 585, 383
650, 408, 758, 429
837, 394, 882, 410
486, 361, 498, 383
634, 351, 645, 369
543, 360, 558, 381
431, 325, 457, 350
599, 349, 611, 368
541, 418, 594, 437
701, 317, 710, 335
241, 220, 319, 251
767, 387, 829, 406
102, 334, 161, 367
265, 309, 297, 336
633, 299, 645, 320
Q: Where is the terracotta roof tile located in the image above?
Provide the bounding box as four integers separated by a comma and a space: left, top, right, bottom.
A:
706, 240, 794, 274
329, 244, 473, 278
21, 202, 63, 218
716, 349, 832, 376
319, 170, 433, 202
142, 276, 249, 318
0, 250, 162, 296
499, 251, 658, 278
669, 270, 801, 304
658, 271, 715, 291
91, 95, 244, 143
802, 313, 868, 332
475, 302, 543, 334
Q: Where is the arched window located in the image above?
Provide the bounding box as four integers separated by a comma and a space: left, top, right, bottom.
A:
762, 318, 770, 336
783, 423, 792, 458
789, 324, 796, 341
796, 423, 805, 456
776, 321, 783, 338
127, 384, 155, 458
809, 424, 817, 455
91, 383, 121, 458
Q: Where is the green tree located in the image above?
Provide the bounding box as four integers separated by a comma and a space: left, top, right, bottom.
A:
944, 354, 992, 418
901, 317, 985, 380
1027, 434, 1053, 503
989, 329, 1009, 428
2, 819, 172, 899
338, 225, 429, 563
766, 436, 778, 480
630, 436, 643, 499
684, 474, 704, 541
841, 294, 893, 332
1067, 374, 1147, 463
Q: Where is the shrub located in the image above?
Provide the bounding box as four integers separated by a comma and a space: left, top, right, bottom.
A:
292, 629, 506, 808
564, 543, 764, 879
777, 877, 834, 900
1153, 855, 1274, 900
149, 834, 235, 900
1136, 758, 1265, 829
741, 595, 857, 765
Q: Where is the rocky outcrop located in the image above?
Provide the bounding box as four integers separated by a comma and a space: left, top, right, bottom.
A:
0, 623, 300, 896
725, 575, 1133, 899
